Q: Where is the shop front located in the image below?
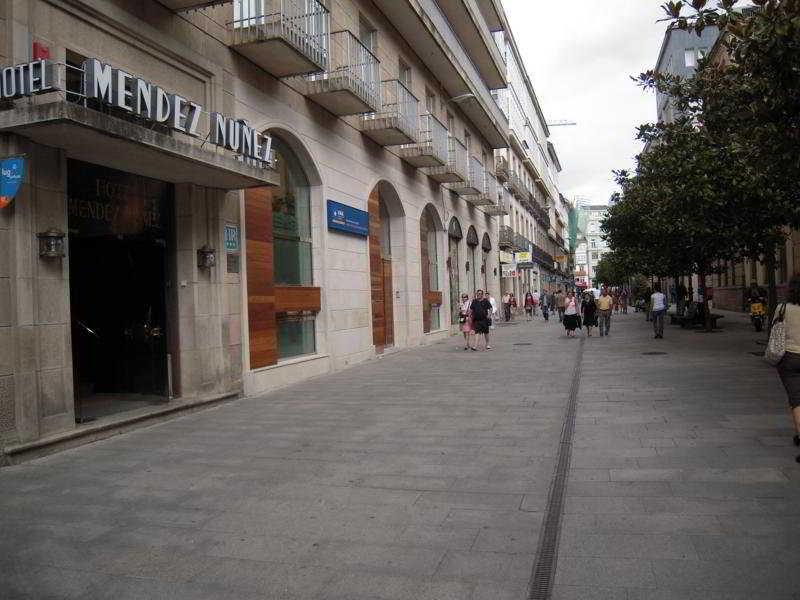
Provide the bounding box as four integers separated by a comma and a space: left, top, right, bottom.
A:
0, 56, 277, 448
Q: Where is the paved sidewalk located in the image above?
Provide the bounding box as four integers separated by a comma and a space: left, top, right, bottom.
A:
1, 311, 798, 599
0, 317, 574, 600
555, 309, 800, 600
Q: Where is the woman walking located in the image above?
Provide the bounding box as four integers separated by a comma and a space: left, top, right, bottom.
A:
524, 292, 535, 321
772, 276, 800, 463
563, 291, 581, 338
458, 293, 472, 350
582, 292, 598, 337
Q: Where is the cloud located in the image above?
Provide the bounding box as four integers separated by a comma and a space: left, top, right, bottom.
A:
503, 0, 668, 204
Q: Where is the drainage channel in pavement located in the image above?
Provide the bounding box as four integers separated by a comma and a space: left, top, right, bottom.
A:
527, 336, 586, 600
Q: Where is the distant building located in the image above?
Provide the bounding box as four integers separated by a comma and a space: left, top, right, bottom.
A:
655, 25, 720, 123
573, 204, 610, 287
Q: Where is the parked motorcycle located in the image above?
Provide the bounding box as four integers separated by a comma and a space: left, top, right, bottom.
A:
750, 300, 766, 332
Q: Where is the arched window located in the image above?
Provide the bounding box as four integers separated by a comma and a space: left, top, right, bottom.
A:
421, 205, 442, 332
272, 136, 312, 286
448, 217, 462, 325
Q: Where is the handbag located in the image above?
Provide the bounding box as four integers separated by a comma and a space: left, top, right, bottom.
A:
765, 303, 787, 366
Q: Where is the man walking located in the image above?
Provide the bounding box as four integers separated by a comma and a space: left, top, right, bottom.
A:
502, 292, 511, 322
597, 287, 614, 337
651, 283, 669, 339
555, 289, 566, 322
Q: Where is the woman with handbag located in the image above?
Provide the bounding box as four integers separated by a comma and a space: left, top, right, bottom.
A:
769, 276, 800, 462
459, 293, 473, 350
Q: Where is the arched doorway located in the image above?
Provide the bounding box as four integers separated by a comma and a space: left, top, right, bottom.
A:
482, 232, 492, 292
448, 217, 463, 326
466, 226, 479, 295
245, 131, 321, 369
420, 204, 444, 333
368, 181, 404, 351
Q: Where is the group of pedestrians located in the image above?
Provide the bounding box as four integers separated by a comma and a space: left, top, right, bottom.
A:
561, 287, 617, 338
458, 290, 496, 351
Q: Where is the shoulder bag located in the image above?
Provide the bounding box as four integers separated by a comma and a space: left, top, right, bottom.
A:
765, 303, 787, 366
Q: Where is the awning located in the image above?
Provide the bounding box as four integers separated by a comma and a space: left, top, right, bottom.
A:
0, 101, 279, 190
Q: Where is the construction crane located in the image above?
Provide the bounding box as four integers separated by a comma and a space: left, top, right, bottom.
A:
547, 120, 577, 127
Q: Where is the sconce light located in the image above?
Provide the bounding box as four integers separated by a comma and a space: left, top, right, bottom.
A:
465, 261, 470, 272
37, 228, 66, 258
481, 264, 486, 274
493, 268, 498, 276
197, 244, 217, 269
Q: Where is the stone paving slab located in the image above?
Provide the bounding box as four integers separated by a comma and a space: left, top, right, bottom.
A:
2, 310, 799, 599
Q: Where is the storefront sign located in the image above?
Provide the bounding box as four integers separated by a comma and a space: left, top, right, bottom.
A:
0, 60, 56, 100
499, 251, 513, 264
514, 251, 531, 263
1, 58, 272, 166
501, 264, 519, 278
0, 157, 25, 208
327, 200, 369, 237
517, 262, 535, 270
224, 224, 240, 252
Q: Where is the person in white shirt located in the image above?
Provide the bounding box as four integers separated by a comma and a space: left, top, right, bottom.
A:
485, 291, 498, 329
651, 283, 669, 339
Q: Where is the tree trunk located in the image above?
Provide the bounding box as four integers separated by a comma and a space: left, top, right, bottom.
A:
699, 268, 712, 332
766, 251, 778, 337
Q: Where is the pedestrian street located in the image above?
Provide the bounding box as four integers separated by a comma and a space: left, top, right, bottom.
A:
1, 310, 799, 599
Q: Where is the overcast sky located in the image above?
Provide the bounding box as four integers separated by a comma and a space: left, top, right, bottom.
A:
502, 0, 669, 205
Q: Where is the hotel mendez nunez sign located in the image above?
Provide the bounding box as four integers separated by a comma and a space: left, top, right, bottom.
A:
1, 59, 272, 166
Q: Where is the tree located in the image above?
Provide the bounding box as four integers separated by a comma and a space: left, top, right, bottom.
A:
604, 118, 751, 330
640, 0, 800, 319
593, 251, 636, 287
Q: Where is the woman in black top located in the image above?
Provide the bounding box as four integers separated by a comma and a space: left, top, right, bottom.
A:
469, 289, 493, 351
582, 293, 598, 337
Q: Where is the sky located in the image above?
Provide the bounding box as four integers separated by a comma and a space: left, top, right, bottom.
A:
502, 0, 669, 206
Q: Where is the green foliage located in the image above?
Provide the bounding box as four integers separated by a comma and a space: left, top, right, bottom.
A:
592, 251, 636, 286
606, 1, 799, 293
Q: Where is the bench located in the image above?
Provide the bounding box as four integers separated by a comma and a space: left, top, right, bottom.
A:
670, 312, 724, 329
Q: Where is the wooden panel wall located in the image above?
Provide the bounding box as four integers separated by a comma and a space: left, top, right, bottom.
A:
368, 188, 393, 349
275, 286, 321, 313
246, 187, 277, 369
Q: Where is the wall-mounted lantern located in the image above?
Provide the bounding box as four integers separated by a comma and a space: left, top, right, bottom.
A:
37, 228, 66, 258
481, 264, 486, 274
493, 268, 498, 276
465, 261, 470, 272
197, 244, 217, 269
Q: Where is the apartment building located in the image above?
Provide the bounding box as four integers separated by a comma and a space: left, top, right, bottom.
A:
491, 27, 569, 299
573, 203, 610, 288
0, 0, 566, 451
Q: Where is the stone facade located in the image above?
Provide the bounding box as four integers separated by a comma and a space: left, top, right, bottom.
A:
0, 0, 519, 446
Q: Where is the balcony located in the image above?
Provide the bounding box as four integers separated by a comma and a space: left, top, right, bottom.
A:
398, 113, 448, 167
465, 170, 498, 207
450, 156, 484, 197
499, 225, 515, 249
434, 0, 506, 89
425, 136, 468, 184
371, 0, 508, 148
514, 233, 530, 253
305, 30, 380, 116
482, 195, 508, 216
361, 80, 418, 146
229, 0, 329, 78
495, 155, 511, 182
161, 0, 230, 9
508, 171, 526, 199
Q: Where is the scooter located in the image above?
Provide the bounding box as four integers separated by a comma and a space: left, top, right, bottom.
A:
750, 300, 766, 332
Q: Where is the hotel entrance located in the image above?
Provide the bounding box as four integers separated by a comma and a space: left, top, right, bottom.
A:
67, 160, 176, 421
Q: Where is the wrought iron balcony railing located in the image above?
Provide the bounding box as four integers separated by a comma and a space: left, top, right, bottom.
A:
361, 79, 419, 146
398, 113, 448, 168
305, 29, 380, 115
425, 136, 468, 184
230, 0, 329, 77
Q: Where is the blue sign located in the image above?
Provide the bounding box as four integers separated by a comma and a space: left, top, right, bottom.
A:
327, 199, 369, 237
224, 223, 240, 251
0, 157, 25, 208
